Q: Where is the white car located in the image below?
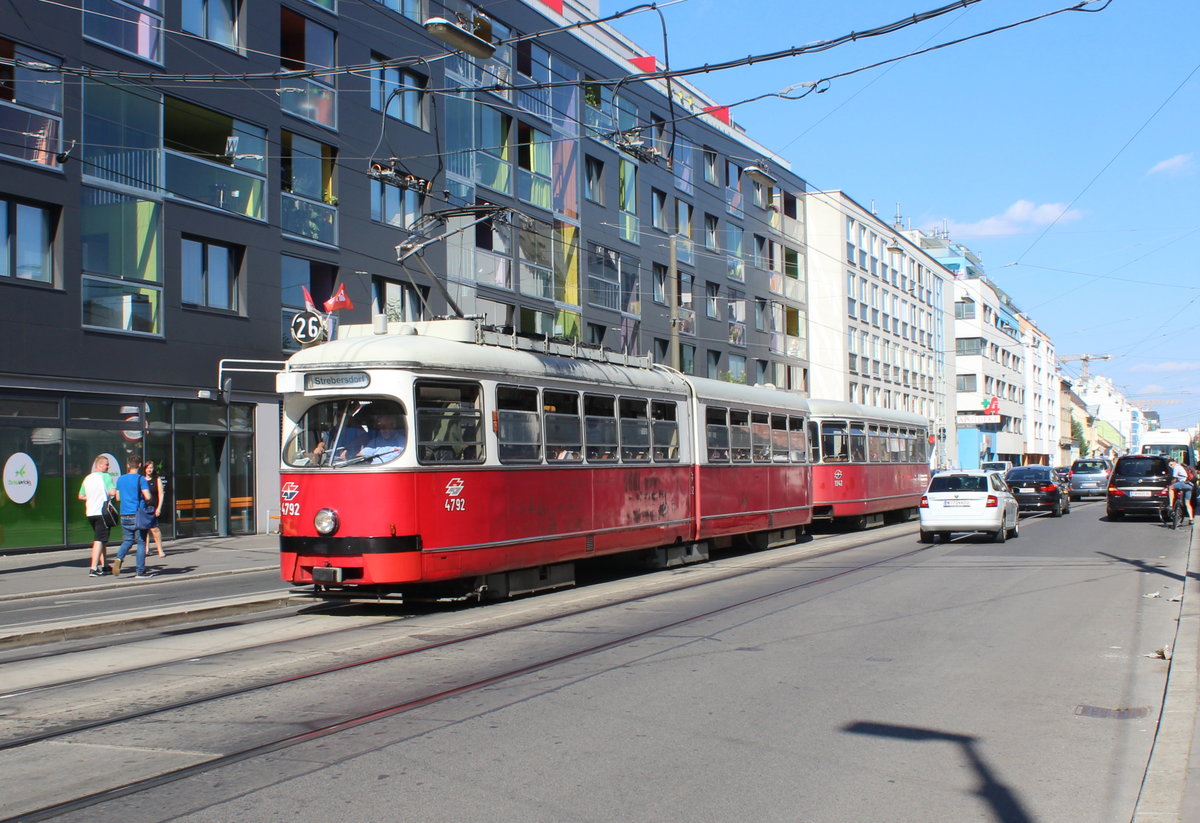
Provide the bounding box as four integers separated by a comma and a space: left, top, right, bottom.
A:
918, 469, 1020, 543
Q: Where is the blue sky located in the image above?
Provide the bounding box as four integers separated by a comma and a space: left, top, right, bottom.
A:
601, 0, 1200, 427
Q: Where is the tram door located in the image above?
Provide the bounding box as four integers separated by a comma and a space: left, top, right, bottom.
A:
174, 433, 224, 537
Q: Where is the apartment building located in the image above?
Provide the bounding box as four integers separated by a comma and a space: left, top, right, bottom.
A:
0, 0, 812, 550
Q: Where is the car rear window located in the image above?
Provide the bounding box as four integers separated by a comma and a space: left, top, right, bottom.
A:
1007, 467, 1049, 481
929, 475, 988, 492
1114, 457, 1167, 478
1073, 460, 1107, 472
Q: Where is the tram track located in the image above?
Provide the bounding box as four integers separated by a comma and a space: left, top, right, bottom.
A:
1, 528, 928, 821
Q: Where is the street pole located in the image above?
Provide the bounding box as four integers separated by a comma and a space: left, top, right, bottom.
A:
668, 233, 680, 370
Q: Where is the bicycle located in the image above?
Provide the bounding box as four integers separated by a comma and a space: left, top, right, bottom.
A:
1165, 484, 1190, 530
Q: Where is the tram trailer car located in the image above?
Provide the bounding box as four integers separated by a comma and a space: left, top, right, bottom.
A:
276, 319, 815, 601
807, 399, 932, 527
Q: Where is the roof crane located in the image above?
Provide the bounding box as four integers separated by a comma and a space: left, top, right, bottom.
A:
1059, 353, 1111, 381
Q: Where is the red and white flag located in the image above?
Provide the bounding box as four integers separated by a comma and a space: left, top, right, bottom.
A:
323, 283, 355, 313
301, 285, 319, 314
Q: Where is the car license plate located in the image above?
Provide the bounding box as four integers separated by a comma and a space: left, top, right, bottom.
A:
1131, 490, 1152, 498
943, 500, 969, 507
1083, 482, 1097, 488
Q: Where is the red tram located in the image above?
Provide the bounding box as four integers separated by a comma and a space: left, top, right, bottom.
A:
276, 319, 927, 600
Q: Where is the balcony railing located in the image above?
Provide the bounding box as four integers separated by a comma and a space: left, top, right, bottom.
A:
0, 101, 60, 167
166, 151, 264, 219
281, 193, 336, 245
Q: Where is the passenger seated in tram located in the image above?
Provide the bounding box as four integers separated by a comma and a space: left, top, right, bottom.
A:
357, 414, 407, 464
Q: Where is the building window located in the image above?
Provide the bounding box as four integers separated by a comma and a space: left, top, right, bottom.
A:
477, 104, 512, 194
0, 197, 55, 284
182, 0, 240, 50
81, 187, 162, 335
517, 122, 551, 209
725, 224, 744, 282
371, 57, 425, 127
702, 147, 717, 185
281, 131, 337, 244
707, 350, 721, 379
0, 39, 63, 168
281, 254, 335, 350
957, 374, 977, 392
704, 213, 719, 250
652, 262, 667, 304
619, 159, 638, 243
584, 155, 604, 204
587, 244, 639, 315
83, 0, 163, 62
681, 344, 695, 374
164, 97, 266, 219
675, 199, 694, 265
280, 8, 336, 128
372, 0, 420, 19
705, 281, 719, 319
373, 276, 425, 322
651, 188, 667, 231
182, 236, 239, 311
518, 216, 552, 300
370, 178, 421, 228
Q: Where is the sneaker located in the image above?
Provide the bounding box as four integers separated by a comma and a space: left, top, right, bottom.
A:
88, 567, 101, 577
102, 565, 112, 575
111, 558, 121, 576
134, 571, 156, 579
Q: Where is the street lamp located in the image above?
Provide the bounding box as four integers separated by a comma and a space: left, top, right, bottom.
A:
424, 15, 495, 60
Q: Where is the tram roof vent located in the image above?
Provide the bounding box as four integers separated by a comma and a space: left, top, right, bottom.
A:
477, 324, 652, 369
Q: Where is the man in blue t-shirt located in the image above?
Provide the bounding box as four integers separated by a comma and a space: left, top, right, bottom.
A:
114, 455, 154, 578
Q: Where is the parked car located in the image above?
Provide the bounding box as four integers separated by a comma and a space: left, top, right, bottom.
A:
1069, 457, 1114, 501
919, 470, 1020, 543
1106, 454, 1172, 520
1005, 465, 1071, 516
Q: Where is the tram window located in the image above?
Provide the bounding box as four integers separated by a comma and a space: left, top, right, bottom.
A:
868, 425, 884, 463
808, 421, 820, 463
415, 381, 484, 464
769, 415, 790, 462
497, 385, 542, 463
651, 401, 679, 462
545, 390, 582, 462
619, 397, 651, 462
849, 422, 867, 462
789, 417, 807, 463
730, 410, 752, 463
889, 427, 902, 463
283, 398, 409, 468
584, 394, 618, 462
751, 412, 771, 463
821, 421, 849, 463
706, 406, 729, 462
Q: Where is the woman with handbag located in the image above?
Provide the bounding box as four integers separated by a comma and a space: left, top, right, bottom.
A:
78, 454, 117, 577
142, 459, 166, 558
114, 454, 155, 578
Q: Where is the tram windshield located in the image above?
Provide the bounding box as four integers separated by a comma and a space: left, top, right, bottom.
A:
283, 399, 408, 468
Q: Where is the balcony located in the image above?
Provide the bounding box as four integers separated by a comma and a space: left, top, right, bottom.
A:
281, 193, 336, 245
677, 306, 695, 336
0, 102, 60, 167
166, 152, 264, 219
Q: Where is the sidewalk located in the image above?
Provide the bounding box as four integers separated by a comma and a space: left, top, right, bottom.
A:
0, 533, 291, 649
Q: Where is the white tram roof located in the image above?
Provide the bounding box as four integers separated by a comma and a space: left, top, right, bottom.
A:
280, 319, 686, 395
806, 398, 928, 428
279, 319, 811, 414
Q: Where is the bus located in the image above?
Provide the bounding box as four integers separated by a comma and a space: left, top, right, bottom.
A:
1139, 429, 1196, 467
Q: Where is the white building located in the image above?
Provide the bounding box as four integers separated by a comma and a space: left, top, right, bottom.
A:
805, 192, 956, 467
1077, 375, 1137, 456
1020, 315, 1061, 465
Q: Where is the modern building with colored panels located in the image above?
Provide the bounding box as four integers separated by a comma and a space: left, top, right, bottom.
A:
0, 0, 812, 550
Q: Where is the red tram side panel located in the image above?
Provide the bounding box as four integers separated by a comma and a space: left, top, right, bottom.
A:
810, 462, 930, 518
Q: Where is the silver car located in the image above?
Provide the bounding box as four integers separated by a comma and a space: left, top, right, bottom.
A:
1069, 458, 1113, 501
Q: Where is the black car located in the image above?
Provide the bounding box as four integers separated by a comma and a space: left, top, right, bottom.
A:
1106, 454, 1172, 520
1005, 465, 1070, 516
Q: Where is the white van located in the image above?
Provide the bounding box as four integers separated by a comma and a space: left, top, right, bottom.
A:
980, 460, 1014, 474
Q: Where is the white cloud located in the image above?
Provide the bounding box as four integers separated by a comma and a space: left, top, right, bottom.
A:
930, 200, 1084, 238
1130, 362, 1200, 373
1147, 154, 1195, 176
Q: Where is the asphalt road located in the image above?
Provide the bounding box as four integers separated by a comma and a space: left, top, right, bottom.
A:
1, 502, 1190, 823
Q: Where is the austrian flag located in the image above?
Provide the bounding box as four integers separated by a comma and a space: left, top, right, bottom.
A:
323, 283, 355, 312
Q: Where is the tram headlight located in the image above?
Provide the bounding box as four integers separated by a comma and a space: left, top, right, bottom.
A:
313, 508, 339, 536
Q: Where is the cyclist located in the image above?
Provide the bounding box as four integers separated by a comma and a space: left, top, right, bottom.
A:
1167, 459, 1193, 526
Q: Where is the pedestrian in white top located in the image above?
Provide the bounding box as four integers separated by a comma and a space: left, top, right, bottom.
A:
77, 454, 116, 576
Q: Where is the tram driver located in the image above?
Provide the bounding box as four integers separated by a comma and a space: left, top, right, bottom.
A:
357, 414, 408, 464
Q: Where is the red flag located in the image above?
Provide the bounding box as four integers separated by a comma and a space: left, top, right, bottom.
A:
323, 283, 355, 313
301, 285, 318, 313
702, 105, 731, 125
629, 56, 657, 73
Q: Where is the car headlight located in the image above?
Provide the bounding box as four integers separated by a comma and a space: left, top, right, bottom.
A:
313, 508, 339, 535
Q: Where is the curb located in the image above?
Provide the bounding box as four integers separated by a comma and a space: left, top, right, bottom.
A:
0, 566, 274, 603
1132, 525, 1198, 822
0, 593, 302, 652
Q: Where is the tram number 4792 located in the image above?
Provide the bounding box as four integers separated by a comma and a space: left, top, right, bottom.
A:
444, 498, 466, 512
